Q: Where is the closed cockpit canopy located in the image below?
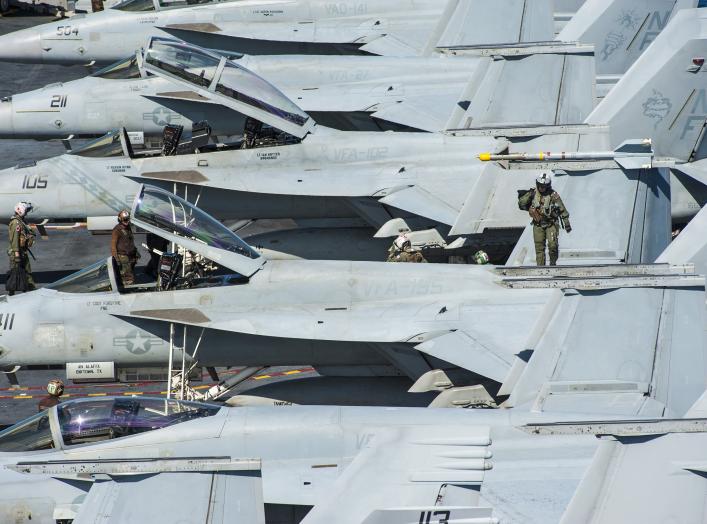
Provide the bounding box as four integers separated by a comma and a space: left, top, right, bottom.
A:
0, 397, 221, 452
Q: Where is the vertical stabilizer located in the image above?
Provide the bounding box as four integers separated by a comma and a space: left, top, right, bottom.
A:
445, 45, 595, 130
558, 0, 697, 75
434, 0, 555, 51
585, 8, 707, 161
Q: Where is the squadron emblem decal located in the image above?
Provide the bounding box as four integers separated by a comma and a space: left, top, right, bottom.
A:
642, 90, 673, 127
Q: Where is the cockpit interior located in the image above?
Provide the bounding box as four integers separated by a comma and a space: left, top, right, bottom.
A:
45, 185, 259, 294
0, 397, 221, 452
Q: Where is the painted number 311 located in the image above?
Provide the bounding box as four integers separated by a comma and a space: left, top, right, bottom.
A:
419, 511, 450, 524
56, 26, 79, 36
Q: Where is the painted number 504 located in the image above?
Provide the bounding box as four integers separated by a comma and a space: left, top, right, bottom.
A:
56, 26, 79, 36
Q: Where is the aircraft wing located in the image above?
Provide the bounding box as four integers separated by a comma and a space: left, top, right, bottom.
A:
560, 430, 707, 523
12, 458, 264, 524
302, 424, 494, 524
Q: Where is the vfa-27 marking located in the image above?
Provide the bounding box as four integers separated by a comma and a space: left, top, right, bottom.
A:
50, 95, 67, 109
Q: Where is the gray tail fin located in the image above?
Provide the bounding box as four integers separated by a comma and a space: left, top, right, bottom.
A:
370, 43, 596, 132
430, 0, 554, 53
444, 43, 596, 131
360, 0, 555, 56
558, 0, 696, 76
585, 8, 707, 162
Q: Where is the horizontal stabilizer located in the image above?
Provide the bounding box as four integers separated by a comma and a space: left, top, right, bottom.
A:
415, 331, 513, 383
672, 159, 707, 187
359, 34, 425, 57
657, 204, 707, 274
685, 389, 707, 418
371, 94, 463, 132
379, 186, 460, 226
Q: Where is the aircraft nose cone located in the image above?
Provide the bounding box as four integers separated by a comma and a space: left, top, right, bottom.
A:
0, 99, 14, 138
0, 28, 42, 63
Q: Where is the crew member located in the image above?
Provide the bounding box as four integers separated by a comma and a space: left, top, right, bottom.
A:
518, 172, 571, 266
7, 202, 36, 292
111, 210, 139, 285
38, 379, 64, 411
473, 250, 489, 265
387, 234, 426, 263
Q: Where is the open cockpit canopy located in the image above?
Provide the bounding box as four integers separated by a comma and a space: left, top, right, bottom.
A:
132, 185, 266, 277
0, 397, 221, 452
45, 258, 115, 293
143, 37, 315, 138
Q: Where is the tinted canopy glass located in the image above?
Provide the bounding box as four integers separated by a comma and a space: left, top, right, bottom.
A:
135, 185, 261, 259
69, 131, 125, 158
112, 0, 155, 11
145, 39, 220, 88
46, 258, 113, 293
58, 397, 221, 446
92, 56, 141, 80
143, 39, 311, 137
0, 411, 54, 452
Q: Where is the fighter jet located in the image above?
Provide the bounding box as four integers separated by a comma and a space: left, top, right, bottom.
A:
0, 0, 670, 140
0, 121, 703, 405
1, 9, 704, 257
0, 0, 560, 65
0, 374, 706, 521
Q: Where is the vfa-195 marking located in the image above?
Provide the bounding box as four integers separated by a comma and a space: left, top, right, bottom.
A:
50, 95, 68, 109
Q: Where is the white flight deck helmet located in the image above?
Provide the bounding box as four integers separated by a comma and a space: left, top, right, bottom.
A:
536, 172, 552, 188
394, 234, 411, 250
14, 202, 30, 217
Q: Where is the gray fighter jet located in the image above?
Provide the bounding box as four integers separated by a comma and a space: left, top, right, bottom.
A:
0, 0, 558, 65
0, 365, 706, 521
0, 126, 703, 405
0, 10, 704, 251
0, 0, 673, 139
